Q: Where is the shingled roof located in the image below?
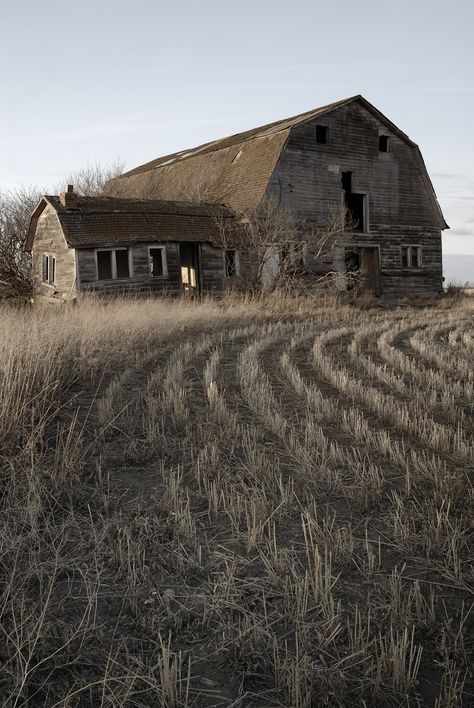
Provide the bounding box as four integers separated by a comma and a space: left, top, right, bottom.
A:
109, 97, 364, 213
25, 196, 233, 251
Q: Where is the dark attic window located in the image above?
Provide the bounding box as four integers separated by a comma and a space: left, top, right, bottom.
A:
379, 135, 390, 152
316, 125, 328, 144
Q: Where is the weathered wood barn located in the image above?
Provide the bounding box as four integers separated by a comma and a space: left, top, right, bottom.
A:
26, 95, 447, 300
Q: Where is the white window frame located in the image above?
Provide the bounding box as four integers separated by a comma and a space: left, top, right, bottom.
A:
401, 245, 422, 269
223, 248, 240, 277
42, 253, 56, 285
148, 245, 168, 278
95, 247, 133, 281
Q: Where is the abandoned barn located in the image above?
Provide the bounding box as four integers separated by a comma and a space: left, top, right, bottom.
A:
26, 94, 448, 300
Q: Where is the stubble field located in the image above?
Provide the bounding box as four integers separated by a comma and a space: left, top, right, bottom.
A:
0, 293, 472, 707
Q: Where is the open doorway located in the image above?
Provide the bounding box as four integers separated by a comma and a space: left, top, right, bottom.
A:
344, 246, 380, 294
342, 171, 367, 232
179, 243, 201, 295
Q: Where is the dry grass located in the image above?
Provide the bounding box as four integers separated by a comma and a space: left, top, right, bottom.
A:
0, 293, 472, 706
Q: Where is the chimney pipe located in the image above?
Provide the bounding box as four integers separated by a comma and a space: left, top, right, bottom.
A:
60, 184, 78, 209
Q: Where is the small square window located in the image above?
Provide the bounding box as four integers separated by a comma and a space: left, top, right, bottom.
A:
316, 125, 328, 144
401, 246, 422, 268
379, 135, 390, 152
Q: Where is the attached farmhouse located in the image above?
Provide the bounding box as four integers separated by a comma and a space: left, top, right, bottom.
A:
25, 192, 233, 299
26, 95, 448, 300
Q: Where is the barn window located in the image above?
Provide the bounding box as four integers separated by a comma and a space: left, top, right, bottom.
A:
401, 246, 422, 268
149, 246, 167, 277
224, 249, 238, 277
279, 242, 305, 268
42, 254, 56, 284
379, 135, 390, 152
316, 125, 328, 144
96, 248, 131, 280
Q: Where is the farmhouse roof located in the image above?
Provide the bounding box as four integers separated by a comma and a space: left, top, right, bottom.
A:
25, 195, 233, 251
110, 94, 447, 228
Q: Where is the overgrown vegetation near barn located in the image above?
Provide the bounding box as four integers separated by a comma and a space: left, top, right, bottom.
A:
0, 294, 472, 706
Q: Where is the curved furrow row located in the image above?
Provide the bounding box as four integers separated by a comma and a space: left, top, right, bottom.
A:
409, 319, 473, 380
313, 326, 473, 465
376, 324, 473, 426
282, 327, 466, 504
238, 327, 345, 488
347, 322, 472, 429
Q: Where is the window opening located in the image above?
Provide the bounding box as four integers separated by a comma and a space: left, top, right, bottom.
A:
97, 250, 113, 280
342, 172, 366, 232
316, 125, 328, 144
379, 135, 390, 152
42, 254, 56, 284
96, 248, 131, 280
279, 243, 305, 269
115, 249, 130, 279
149, 247, 166, 277
401, 246, 422, 268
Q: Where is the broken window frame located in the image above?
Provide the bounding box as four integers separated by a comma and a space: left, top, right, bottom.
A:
401, 245, 422, 269
148, 245, 168, 278
42, 254, 56, 285
95, 247, 132, 281
224, 249, 239, 277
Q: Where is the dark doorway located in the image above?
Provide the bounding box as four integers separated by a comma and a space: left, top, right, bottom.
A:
342, 171, 366, 232
179, 243, 201, 295
344, 246, 380, 295
345, 249, 360, 291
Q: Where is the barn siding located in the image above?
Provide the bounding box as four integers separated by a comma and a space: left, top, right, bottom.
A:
31, 205, 77, 301
265, 102, 443, 296
200, 243, 225, 295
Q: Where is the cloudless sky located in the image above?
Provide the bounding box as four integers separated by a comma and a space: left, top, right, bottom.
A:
1, 0, 473, 268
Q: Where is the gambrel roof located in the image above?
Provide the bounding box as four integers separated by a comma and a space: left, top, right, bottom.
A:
25, 196, 233, 251
110, 95, 447, 228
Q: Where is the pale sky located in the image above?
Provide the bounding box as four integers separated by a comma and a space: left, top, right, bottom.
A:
1, 0, 473, 268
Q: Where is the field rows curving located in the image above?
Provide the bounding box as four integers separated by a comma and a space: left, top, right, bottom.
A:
1, 298, 472, 707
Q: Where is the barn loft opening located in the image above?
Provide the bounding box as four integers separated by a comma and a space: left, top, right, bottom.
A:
379, 135, 390, 152
316, 125, 328, 144
341, 171, 366, 232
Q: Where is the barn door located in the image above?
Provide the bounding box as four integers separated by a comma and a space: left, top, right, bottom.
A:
179, 243, 201, 295
360, 247, 381, 295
